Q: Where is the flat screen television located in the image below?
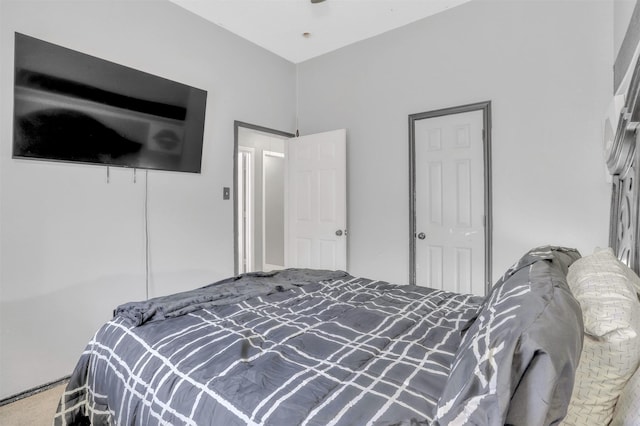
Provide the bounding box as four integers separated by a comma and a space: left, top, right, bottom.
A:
13, 33, 207, 173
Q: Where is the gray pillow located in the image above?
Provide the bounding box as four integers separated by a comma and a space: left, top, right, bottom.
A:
432, 246, 583, 426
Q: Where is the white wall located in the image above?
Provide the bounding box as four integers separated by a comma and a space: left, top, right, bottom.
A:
0, 0, 296, 398
297, 0, 614, 285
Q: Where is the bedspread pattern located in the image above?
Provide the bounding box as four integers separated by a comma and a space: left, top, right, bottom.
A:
55, 248, 583, 426
55, 273, 482, 425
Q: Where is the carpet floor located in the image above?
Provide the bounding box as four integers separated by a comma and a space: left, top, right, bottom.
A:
0, 383, 66, 426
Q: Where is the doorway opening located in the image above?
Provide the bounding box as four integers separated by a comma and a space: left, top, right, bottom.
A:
262, 150, 286, 271
234, 121, 294, 275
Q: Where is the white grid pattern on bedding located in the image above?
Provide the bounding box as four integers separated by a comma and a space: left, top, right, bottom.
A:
55, 275, 481, 426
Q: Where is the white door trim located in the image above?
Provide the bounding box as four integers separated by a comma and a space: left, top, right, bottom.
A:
237, 146, 255, 273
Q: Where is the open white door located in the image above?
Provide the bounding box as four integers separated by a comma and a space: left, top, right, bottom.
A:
285, 129, 347, 270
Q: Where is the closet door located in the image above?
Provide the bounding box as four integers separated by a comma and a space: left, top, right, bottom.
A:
411, 104, 491, 296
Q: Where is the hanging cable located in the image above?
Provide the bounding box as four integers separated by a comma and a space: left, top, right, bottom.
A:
145, 169, 150, 300
295, 65, 300, 137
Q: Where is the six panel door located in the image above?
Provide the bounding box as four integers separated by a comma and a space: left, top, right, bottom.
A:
285, 129, 347, 270
414, 111, 485, 295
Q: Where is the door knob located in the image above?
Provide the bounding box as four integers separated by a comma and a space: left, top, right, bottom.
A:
417, 232, 426, 240
336, 230, 343, 236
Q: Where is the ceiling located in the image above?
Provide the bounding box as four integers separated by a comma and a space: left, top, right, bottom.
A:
169, 0, 474, 64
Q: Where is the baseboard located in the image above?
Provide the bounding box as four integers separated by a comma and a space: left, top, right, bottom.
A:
0, 376, 70, 407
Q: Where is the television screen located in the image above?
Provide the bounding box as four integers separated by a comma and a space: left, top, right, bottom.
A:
13, 33, 207, 173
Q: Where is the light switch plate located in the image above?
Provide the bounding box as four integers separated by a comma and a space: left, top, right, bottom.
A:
223, 187, 230, 200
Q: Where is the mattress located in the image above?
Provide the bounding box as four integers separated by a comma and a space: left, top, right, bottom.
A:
55, 247, 583, 425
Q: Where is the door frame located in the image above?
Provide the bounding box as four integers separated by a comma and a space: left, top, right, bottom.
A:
408, 101, 493, 293
233, 121, 294, 275
237, 146, 255, 273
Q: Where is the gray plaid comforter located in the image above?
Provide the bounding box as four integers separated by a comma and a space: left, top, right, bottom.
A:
55, 248, 583, 425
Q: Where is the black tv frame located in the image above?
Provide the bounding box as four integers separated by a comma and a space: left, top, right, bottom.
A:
12, 33, 208, 173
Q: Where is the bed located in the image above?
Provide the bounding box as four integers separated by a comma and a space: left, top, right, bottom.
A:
54, 33, 640, 426
55, 247, 584, 425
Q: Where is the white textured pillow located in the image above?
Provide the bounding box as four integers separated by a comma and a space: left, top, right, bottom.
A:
611, 364, 640, 426
624, 261, 640, 297
569, 248, 638, 337
561, 248, 640, 426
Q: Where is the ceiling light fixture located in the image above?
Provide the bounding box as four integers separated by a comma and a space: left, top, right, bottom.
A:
310, 0, 326, 3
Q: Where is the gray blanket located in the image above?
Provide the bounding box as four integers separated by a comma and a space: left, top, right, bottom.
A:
432, 246, 583, 425
55, 249, 583, 425
115, 269, 349, 326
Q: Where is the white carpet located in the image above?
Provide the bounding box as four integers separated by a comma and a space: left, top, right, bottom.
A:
0, 383, 66, 426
